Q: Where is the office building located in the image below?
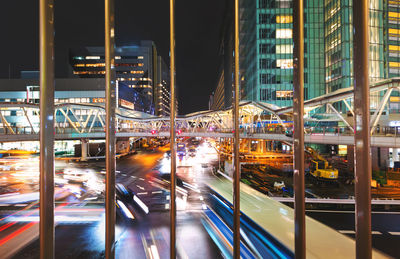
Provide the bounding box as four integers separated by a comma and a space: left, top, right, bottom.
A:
69, 41, 171, 116
154, 56, 171, 116
210, 0, 397, 111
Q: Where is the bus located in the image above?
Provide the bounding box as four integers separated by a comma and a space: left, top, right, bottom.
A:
202, 177, 388, 258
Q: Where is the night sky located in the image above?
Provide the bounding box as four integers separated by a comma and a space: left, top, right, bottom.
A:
0, 1, 226, 114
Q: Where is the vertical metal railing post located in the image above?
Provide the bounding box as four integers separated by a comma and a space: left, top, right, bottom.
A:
353, 0, 372, 258
39, 0, 55, 258
292, 0, 305, 258
169, 0, 177, 258
233, 0, 241, 258
105, 0, 116, 258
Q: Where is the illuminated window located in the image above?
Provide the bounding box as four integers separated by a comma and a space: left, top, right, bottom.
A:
86, 56, 101, 60
85, 63, 105, 67
138, 56, 144, 59
276, 15, 292, 24
389, 62, 400, 68
74, 64, 85, 67
389, 28, 400, 35
115, 56, 121, 59
276, 59, 293, 69
389, 45, 400, 57
389, 28, 400, 40
276, 44, 293, 54
276, 0, 291, 8
276, 90, 293, 99
388, 12, 400, 23
73, 71, 106, 75
276, 29, 292, 39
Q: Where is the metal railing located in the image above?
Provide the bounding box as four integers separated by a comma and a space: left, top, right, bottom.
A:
30, 0, 373, 258
3, 125, 400, 138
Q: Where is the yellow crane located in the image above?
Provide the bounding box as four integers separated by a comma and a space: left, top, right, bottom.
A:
305, 147, 339, 181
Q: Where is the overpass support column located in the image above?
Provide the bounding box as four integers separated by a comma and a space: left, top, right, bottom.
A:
371, 147, 389, 171
81, 139, 88, 161
393, 148, 400, 163
256, 140, 261, 153
260, 140, 265, 153
266, 141, 271, 151
239, 139, 245, 153
347, 145, 355, 172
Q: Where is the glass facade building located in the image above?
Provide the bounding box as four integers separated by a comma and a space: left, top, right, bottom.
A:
222, 0, 392, 110
325, 0, 386, 111
240, 0, 325, 107
387, 0, 400, 77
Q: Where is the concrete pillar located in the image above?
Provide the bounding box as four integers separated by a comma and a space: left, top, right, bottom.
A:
371, 147, 379, 171
393, 148, 400, 162
225, 160, 234, 177
380, 148, 389, 169
256, 140, 261, 153
260, 140, 265, 153
240, 139, 245, 153
81, 139, 88, 161
116, 139, 130, 154
347, 145, 354, 172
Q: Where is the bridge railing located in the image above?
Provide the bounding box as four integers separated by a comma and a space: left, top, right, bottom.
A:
2, 124, 400, 138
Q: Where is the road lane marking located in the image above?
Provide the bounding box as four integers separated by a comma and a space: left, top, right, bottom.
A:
339, 230, 382, 235
136, 185, 145, 190
306, 209, 400, 215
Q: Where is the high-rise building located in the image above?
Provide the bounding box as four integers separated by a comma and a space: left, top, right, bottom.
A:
210, 0, 396, 111
387, 1, 400, 77
240, 0, 325, 107
69, 41, 171, 116
154, 56, 171, 116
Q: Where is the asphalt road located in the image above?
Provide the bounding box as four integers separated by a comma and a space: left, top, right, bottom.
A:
11, 147, 222, 259
306, 210, 400, 258
3, 144, 400, 258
